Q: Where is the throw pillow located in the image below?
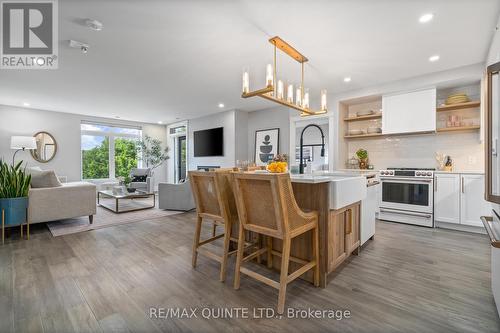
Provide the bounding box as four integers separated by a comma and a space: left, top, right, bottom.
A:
29, 169, 63, 188
132, 175, 147, 182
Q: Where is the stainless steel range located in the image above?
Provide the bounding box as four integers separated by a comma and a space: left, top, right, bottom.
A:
378, 168, 434, 227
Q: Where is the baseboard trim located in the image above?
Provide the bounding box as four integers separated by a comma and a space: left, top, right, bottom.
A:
436, 221, 487, 234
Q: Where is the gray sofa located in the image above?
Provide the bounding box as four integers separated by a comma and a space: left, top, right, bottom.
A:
28, 182, 97, 224
158, 180, 195, 211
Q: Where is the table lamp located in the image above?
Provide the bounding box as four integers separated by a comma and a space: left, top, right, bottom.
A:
11, 136, 37, 166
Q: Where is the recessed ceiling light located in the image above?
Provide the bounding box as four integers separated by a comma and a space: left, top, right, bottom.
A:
218, 103, 225, 108
22, 102, 30, 107
158, 121, 163, 124
343, 77, 351, 83
419, 13, 434, 23
429, 55, 440, 62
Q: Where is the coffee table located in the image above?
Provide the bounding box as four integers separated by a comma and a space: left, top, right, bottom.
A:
97, 190, 156, 213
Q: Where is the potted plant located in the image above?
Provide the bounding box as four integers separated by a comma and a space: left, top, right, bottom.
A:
135, 135, 170, 171
0, 160, 31, 226
356, 149, 368, 169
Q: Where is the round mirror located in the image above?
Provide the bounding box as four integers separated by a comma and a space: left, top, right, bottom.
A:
31, 131, 57, 163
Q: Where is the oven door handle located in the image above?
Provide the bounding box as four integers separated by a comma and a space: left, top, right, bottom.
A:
380, 178, 433, 183
380, 208, 432, 219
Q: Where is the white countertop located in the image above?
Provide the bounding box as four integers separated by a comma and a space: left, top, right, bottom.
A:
290, 173, 366, 184
434, 170, 485, 175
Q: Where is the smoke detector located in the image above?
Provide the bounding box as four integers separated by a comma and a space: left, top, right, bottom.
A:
69, 40, 89, 53
85, 18, 103, 31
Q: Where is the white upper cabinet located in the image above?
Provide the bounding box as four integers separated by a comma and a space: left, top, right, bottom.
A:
382, 88, 436, 134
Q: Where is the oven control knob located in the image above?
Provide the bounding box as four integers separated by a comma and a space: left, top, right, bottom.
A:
427, 172, 432, 176
389, 171, 394, 175
381, 171, 386, 175
416, 171, 421, 176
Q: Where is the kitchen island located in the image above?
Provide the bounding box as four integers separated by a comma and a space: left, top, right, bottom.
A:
265, 174, 367, 288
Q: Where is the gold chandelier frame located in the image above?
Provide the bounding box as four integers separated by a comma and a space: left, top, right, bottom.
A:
241, 36, 327, 116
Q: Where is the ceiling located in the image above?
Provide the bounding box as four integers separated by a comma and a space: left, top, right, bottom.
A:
0, 0, 498, 124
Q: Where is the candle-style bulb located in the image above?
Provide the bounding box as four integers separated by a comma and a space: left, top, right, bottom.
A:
320, 89, 327, 111
296, 86, 302, 106
242, 69, 249, 94
277, 80, 284, 99
287, 84, 294, 103
266, 64, 273, 88
303, 88, 310, 109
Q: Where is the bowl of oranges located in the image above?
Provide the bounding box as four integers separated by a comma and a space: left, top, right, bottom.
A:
266, 154, 288, 173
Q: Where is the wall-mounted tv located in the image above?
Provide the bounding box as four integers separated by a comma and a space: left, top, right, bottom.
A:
193, 127, 224, 157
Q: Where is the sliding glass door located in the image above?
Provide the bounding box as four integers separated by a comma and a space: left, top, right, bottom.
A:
177, 135, 186, 182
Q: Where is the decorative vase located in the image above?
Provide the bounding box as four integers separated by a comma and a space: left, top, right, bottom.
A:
358, 158, 368, 169
0, 197, 28, 225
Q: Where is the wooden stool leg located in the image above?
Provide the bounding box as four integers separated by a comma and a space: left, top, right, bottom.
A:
20, 224, 23, 238
277, 237, 291, 314
219, 222, 231, 282
192, 216, 203, 268
267, 236, 273, 268
256, 234, 262, 264
312, 226, 320, 287
233, 223, 245, 290
212, 222, 217, 237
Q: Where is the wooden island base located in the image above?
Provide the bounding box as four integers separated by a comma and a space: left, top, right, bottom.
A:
262, 181, 361, 288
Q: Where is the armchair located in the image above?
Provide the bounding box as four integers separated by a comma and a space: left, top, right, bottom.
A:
158, 180, 195, 211
129, 168, 152, 193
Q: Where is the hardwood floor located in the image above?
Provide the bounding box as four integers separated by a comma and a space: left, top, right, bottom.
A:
1, 213, 499, 333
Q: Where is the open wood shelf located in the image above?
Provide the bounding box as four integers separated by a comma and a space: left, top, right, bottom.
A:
436, 125, 480, 133
344, 133, 384, 139
343, 113, 382, 122
436, 101, 480, 112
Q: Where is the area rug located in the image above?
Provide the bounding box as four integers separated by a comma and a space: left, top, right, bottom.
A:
47, 197, 184, 237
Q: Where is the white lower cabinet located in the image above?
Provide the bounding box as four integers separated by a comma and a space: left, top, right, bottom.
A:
434, 174, 460, 224
434, 173, 491, 228
460, 174, 492, 227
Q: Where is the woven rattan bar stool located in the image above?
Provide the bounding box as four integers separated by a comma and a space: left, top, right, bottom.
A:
232, 172, 320, 314
189, 170, 239, 282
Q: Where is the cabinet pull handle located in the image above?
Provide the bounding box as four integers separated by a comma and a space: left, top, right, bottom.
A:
345, 209, 353, 235
461, 177, 464, 193
435, 178, 437, 192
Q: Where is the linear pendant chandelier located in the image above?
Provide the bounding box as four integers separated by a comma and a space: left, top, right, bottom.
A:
242, 36, 327, 116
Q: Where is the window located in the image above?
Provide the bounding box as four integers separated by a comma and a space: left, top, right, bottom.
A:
81, 122, 142, 180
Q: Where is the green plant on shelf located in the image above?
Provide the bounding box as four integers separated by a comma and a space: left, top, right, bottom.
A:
355, 149, 368, 160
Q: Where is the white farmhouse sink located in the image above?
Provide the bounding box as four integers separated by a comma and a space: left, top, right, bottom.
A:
328, 175, 367, 210
290, 173, 367, 210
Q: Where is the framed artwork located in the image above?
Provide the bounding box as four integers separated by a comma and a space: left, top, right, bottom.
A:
295, 146, 313, 162
254, 128, 280, 166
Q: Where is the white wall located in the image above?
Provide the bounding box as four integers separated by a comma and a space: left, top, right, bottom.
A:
187, 109, 242, 170
247, 106, 290, 162
487, 15, 500, 66
0, 105, 167, 186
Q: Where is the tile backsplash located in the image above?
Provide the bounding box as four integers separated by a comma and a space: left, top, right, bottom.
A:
348, 131, 484, 171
